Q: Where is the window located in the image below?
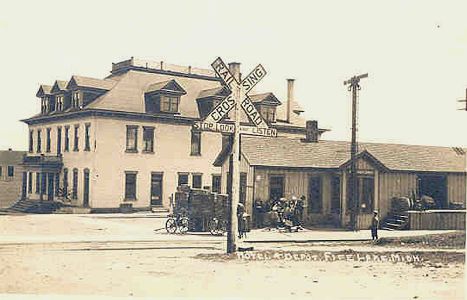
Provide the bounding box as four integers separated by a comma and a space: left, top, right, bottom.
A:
178, 173, 189, 186
63, 168, 68, 196
260, 106, 276, 123
212, 175, 221, 193
55, 95, 64, 111
35, 172, 40, 193
73, 125, 79, 151
84, 123, 91, 151
124, 172, 137, 200
192, 174, 202, 189
126, 125, 138, 152
330, 175, 341, 213
190, 130, 201, 156
72, 168, 78, 199
29, 130, 34, 153
57, 127, 62, 155
41, 96, 49, 114
28, 172, 33, 193
36, 130, 42, 153
308, 176, 323, 213
46, 128, 51, 153
64, 126, 70, 152
269, 175, 284, 201
7, 166, 14, 177
143, 127, 154, 152
72, 91, 81, 108
160, 95, 179, 113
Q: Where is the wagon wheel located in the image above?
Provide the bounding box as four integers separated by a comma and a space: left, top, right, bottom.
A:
178, 217, 189, 234
165, 218, 177, 234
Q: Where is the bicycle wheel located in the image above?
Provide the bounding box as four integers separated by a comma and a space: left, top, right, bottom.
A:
165, 218, 177, 234
208, 218, 220, 235
179, 217, 189, 234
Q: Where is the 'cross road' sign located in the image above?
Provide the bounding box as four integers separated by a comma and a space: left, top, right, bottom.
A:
204, 57, 268, 129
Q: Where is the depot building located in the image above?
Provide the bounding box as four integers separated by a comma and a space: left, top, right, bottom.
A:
214, 122, 466, 229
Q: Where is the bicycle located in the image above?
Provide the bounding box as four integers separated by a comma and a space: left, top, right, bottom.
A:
165, 213, 189, 234
208, 217, 227, 236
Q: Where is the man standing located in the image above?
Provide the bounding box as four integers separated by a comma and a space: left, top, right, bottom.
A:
371, 210, 379, 240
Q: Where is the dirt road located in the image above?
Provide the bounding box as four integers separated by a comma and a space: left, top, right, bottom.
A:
0, 214, 464, 299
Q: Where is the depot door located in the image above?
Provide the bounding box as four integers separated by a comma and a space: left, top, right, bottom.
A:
151, 173, 163, 206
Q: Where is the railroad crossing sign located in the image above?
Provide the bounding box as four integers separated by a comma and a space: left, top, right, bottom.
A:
196, 57, 277, 137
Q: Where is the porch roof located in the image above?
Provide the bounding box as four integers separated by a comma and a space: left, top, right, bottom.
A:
225, 136, 466, 173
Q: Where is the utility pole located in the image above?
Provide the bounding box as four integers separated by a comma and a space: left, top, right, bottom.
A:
344, 73, 368, 231
227, 65, 241, 253
199, 57, 272, 254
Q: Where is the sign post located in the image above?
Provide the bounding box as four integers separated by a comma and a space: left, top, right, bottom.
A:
198, 57, 274, 253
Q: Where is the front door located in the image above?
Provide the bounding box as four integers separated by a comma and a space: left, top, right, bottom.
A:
151, 173, 163, 206
47, 173, 54, 201
21, 172, 27, 199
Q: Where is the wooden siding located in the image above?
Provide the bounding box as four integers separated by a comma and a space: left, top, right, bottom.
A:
409, 210, 465, 230
378, 172, 417, 219
447, 173, 466, 205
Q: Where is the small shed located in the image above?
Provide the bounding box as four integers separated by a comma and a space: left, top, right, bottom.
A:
214, 136, 466, 229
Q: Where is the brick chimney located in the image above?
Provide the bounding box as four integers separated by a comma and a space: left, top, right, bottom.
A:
228, 62, 241, 82
305, 120, 319, 142
286, 79, 295, 123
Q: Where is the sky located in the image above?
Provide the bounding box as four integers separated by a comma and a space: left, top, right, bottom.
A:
1, 0, 467, 150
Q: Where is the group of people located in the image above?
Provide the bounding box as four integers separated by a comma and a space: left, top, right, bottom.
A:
254, 196, 306, 230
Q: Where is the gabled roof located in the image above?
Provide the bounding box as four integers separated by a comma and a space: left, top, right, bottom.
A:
219, 136, 466, 173
249, 92, 282, 106
50, 80, 68, 93
197, 86, 230, 100
66, 75, 116, 91
146, 79, 187, 95
35, 85, 52, 98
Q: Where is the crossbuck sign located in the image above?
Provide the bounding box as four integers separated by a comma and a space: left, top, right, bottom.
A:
194, 57, 277, 137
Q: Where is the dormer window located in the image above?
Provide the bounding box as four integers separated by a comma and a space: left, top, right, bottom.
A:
196, 86, 230, 119
41, 96, 50, 114
72, 91, 81, 108
55, 95, 64, 111
259, 106, 276, 123
160, 95, 179, 113
144, 79, 186, 114
249, 93, 281, 124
